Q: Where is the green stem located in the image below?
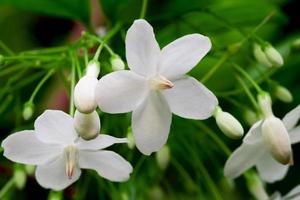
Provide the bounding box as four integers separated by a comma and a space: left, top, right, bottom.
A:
140, 0, 149, 19
28, 69, 55, 103
69, 52, 76, 116
201, 53, 230, 83
75, 55, 82, 79
0, 178, 15, 199
0, 40, 14, 55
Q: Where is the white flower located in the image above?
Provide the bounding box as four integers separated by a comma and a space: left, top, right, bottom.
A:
270, 184, 300, 200
224, 105, 300, 183
1, 110, 133, 190
95, 19, 218, 155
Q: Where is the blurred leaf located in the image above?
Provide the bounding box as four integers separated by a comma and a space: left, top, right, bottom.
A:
0, 0, 90, 25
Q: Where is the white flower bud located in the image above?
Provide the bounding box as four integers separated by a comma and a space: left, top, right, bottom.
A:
253, 43, 272, 67
258, 93, 273, 118
22, 102, 34, 120
156, 145, 170, 170
110, 55, 125, 71
74, 110, 100, 140
214, 106, 244, 139
13, 165, 26, 189
274, 85, 293, 103
264, 45, 284, 67
261, 116, 293, 165
86, 60, 100, 78
74, 76, 98, 113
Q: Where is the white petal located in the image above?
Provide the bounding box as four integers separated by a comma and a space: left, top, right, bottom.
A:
79, 150, 132, 182
285, 185, 300, 200
125, 19, 160, 76
243, 120, 263, 144
76, 134, 128, 150
224, 142, 264, 179
256, 152, 289, 183
162, 76, 218, 119
158, 34, 211, 79
34, 110, 77, 145
132, 92, 172, 155
35, 155, 81, 191
96, 70, 148, 113
74, 76, 98, 113
283, 105, 300, 131
2, 130, 62, 165
289, 125, 300, 144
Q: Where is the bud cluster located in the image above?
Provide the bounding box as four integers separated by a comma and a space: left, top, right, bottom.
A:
253, 43, 284, 68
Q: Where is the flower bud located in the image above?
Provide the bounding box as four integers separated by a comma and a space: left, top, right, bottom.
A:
156, 145, 170, 170
274, 85, 293, 103
214, 106, 244, 139
243, 109, 259, 126
74, 110, 100, 140
13, 165, 26, 189
22, 102, 34, 120
253, 43, 272, 67
127, 127, 135, 149
261, 117, 293, 165
86, 60, 100, 78
74, 76, 98, 113
110, 54, 125, 71
264, 45, 284, 67
257, 93, 273, 118
292, 38, 300, 50
25, 165, 35, 175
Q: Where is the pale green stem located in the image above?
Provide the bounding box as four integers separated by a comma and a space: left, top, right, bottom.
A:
140, 0, 148, 19
0, 40, 14, 55
0, 178, 15, 199
69, 53, 76, 116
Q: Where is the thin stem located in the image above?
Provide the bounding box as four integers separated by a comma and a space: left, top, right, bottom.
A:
235, 75, 260, 112
0, 178, 15, 199
69, 52, 76, 116
93, 23, 121, 61
83, 48, 89, 66
201, 53, 230, 83
75, 55, 82, 79
232, 64, 263, 94
140, 0, 148, 19
0, 40, 14, 55
28, 69, 55, 103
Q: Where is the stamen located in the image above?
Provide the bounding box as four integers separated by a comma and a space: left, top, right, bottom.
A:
149, 75, 174, 90
63, 145, 78, 179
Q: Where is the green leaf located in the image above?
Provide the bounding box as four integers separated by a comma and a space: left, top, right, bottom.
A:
0, 0, 91, 25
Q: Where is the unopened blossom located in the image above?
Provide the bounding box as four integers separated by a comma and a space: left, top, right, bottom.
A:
156, 145, 170, 170
110, 54, 125, 71
74, 61, 100, 113
275, 85, 293, 103
224, 105, 300, 183
214, 106, 244, 139
2, 110, 132, 190
96, 19, 218, 155
74, 110, 100, 140
23, 102, 34, 120
253, 43, 284, 68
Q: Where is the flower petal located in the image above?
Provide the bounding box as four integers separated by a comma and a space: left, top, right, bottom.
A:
282, 105, 300, 131
256, 152, 289, 183
158, 34, 211, 79
125, 19, 160, 76
132, 91, 172, 155
35, 155, 81, 190
224, 142, 264, 179
162, 76, 217, 119
2, 130, 62, 165
243, 120, 263, 144
96, 71, 148, 113
289, 125, 300, 144
34, 110, 77, 145
285, 185, 300, 199
76, 134, 128, 150
79, 150, 132, 182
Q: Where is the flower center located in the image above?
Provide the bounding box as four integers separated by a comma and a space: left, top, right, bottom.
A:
149, 75, 174, 90
63, 145, 78, 179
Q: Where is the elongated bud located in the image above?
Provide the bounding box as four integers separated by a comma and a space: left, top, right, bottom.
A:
74, 110, 100, 140
13, 165, 26, 189
243, 109, 259, 126
214, 106, 244, 139
74, 76, 98, 113
156, 145, 170, 170
25, 165, 35, 175
22, 102, 35, 120
110, 54, 125, 71
258, 93, 273, 118
274, 85, 293, 103
261, 117, 293, 165
253, 43, 272, 67
292, 38, 300, 50
86, 60, 100, 78
264, 44, 284, 67
63, 145, 78, 179
127, 127, 135, 149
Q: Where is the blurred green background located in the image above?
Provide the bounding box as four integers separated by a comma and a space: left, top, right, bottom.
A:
0, 0, 300, 199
